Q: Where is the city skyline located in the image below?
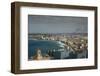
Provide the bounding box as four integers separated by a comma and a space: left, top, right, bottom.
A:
28, 15, 88, 34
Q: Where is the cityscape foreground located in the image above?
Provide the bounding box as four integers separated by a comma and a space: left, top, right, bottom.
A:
28, 33, 88, 60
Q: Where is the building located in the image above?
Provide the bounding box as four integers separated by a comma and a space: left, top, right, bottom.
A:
53, 49, 70, 59
33, 49, 43, 60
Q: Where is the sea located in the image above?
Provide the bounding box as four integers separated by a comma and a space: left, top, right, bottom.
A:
28, 40, 64, 58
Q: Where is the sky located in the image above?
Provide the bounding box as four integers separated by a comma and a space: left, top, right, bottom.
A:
28, 15, 88, 34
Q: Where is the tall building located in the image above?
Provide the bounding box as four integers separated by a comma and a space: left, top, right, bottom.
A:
53, 49, 70, 59
33, 49, 43, 60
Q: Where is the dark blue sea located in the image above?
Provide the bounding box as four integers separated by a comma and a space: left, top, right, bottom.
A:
28, 40, 64, 58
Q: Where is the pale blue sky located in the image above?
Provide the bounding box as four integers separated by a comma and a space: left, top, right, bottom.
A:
28, 15, 88, 33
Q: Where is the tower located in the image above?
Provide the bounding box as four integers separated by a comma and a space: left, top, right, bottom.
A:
33, 48, 43, 60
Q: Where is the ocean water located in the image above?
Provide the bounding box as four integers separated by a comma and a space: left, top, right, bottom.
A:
28, 40, 88, 60
28, 40, 64, 58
